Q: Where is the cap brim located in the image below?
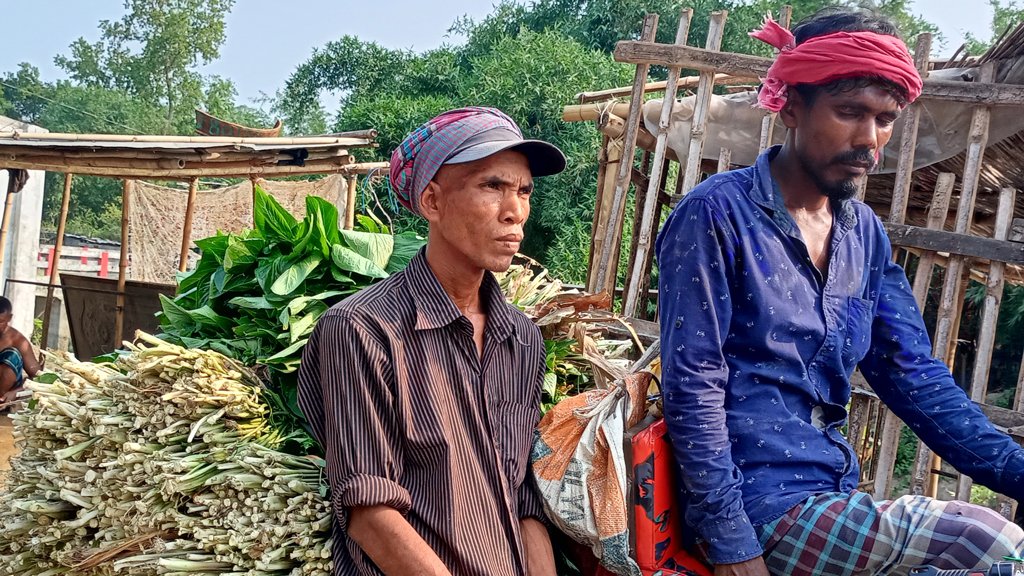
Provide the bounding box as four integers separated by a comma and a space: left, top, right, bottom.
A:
445, 139, 567, 177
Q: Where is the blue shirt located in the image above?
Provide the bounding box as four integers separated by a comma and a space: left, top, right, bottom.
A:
655, 147, 1024, 564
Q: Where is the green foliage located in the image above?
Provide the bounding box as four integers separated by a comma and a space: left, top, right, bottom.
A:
966, 0, 1024, 54
55, 0, 236, 134
542, 339, 588, 412
157, 185, 426, 425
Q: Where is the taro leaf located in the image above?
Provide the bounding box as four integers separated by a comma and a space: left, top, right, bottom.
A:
386, 232, 426, 274
224, 237, 264, 271
180, 336, 212, 349
308, 196, 340, 245
543, 372, 558, 398
271, 253, 323, 296
331, 267, 354, 284
209, 267, 227, 299
189, 305, 235, 334
254, 185, 298, 241
287, 291, 346, 316
229, 296, 275, 310
221, 273, 258, 294
160, 295, 198, 329
194, 233, 231, 265
340, 229, 394, 270
331, 245, 387, 279
262, 337, 309, 365
289, 313, 319, 343
177, 254, 220, 300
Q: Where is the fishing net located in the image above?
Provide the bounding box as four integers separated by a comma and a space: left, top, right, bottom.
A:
128, 175, 346, 283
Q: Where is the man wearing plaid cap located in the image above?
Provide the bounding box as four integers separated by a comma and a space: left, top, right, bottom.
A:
298, 107, 566, 576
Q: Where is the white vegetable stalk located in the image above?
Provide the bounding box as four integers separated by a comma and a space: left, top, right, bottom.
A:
0, 334, 333, 576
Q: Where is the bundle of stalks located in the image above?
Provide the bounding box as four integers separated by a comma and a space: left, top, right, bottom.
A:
0, 333, 333, 576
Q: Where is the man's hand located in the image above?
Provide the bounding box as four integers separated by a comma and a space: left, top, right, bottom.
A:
349, 505, 453, 576
714, 556, 770, 576
520, 517, 556, 576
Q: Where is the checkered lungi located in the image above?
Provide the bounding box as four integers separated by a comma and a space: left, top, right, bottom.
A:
755, 491, 1024, 575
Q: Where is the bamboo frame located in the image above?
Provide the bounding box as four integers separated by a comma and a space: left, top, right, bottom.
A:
179, 178, 199, 273
889, 34, 934, 226
0, 188, 15, 280
679, 11, 728, 195
114, 180, 131, 348
955, 186, 1017, 500
39, 173, 73, 351
621, 8, 694, 318
591, 13, 660, 296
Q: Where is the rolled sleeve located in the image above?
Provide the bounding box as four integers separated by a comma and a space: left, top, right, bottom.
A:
297, 312, 408, 532
334, 474, 412, 531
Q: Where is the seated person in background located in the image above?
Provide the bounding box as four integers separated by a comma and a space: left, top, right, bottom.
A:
0, 296, 42, 407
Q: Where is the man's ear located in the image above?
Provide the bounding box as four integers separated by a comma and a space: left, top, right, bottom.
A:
779, 87, 804, 130
420, 179, 443, 223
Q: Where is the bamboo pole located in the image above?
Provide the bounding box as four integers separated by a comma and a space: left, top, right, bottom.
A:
595, 112, 680, 163
345, 175, 358, 230
910, 173, 956, 309
717, 147, 732, 173
592, 13, 659, 296
574, 73, 755, 104
590, 137, 625, 295
178, 178, 198, 273
889, 33, 934, 226
955, 186, 1017, 503
114, 180, 132, 349
622, 7, 693, 318
0, 189, 15, 283
757, 6, 792, 155
39, 173, 73, 351
345, 162, 390, 175
587, 135, 611, 289
0, 156, 356, 180
0, 131, 373, 146
680, 11, 728, 194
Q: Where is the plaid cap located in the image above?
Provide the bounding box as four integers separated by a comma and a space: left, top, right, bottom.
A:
389, 107, 523, 217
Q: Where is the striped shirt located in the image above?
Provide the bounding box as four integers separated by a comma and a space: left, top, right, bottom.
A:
297, 249, 547, 576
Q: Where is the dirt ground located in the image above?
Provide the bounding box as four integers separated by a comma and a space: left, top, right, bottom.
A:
0, 414, 17, 490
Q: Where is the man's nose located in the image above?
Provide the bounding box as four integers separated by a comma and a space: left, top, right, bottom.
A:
503, 194, 528, 224
852, 119, 880, 152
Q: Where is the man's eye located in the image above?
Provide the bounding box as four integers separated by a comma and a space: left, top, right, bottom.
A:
877, 117, 896, 128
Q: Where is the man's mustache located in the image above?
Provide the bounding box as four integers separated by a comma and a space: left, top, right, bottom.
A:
830, 148, 877, 170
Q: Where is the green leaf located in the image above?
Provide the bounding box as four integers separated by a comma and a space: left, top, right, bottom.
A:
262, 338, 309, 363
287, 291, 346, 315
194, 233, 230, 265
386, 232, 426, 273
34, 372, 60, 384
160, 295, 198, 329
253, 185, 298, 240
355, 214, 381, 234
340, 229, 394, 269
543, 372, 558, 398
224, 236, 264, 271
271, 253, 324, 296
331, 267, 354, 283
229, 296, 275, 310
331, 244, 387, 279
289, 313, 319, 343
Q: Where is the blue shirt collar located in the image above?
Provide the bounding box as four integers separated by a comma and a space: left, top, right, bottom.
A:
751, 145, 858, 234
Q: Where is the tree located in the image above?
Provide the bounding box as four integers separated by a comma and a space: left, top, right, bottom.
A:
965, 0, 1024, 54
55, 0, 235, 134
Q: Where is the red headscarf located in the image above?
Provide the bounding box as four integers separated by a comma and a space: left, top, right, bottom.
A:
749, 14, 923, 112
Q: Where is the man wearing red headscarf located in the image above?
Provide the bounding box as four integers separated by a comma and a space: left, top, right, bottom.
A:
657, 8, 1024, 576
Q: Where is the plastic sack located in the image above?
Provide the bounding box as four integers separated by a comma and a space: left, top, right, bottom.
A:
532, 346, 657, 576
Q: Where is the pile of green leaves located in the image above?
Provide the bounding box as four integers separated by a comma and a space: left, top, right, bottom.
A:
157, 185, 424, 429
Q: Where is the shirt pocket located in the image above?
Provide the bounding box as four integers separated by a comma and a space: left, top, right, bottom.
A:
842, 296, 874, 369
493, 400, 539, 489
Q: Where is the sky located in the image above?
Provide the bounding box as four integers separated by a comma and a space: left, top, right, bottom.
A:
0, 0, 1000, 113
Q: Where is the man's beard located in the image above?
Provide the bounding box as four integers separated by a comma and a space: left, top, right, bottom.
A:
796, 147, 876, 202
